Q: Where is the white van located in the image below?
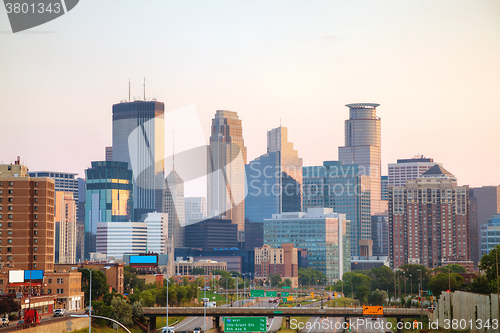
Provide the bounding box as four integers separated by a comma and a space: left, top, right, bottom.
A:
161, 327, 174, 333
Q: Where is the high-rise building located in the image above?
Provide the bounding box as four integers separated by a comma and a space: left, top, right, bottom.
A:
141, 212, 168, 255
55, 191, 77, 264
264, 208, 350, 281
184, 217, 238, 250
84, 161, 133, 258
371, 213, 389, 257
184, 197, 207, 225
470, 186, 500, 265
76, 178, 86, 261
254, 243, 299, 287
481, 214, 500, 256
339, 103, 383, 214
207, 110, 247, 238
105, 146, 113, 161
245, 220, 264, 250
112, 100, 165, 221
163, 170, 185, 249
246, 126, 302, 225
381, 176, 388, 201
389, 165, 470, 269
388, 156, 439, 187
302, 161, 371, 256
28, 171, 79, 201
96, 222, 148, 259
0, 158, 55, 271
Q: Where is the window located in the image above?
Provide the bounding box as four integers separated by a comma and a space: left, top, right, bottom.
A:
7, 231, 11, 235
34, 255, 37, 260
8, 182, 13, 186
34, 247, 37, 252
7, 248, 11, 252
7, 240, 12, 244
8, 190, 12, 194
8, 206, 12, 211
48, 279, 52, 284
0, 215, 2, 219
8, 198, 12, 202
47, 289, 52, 294
35, 182, 38, 186
34, 206, 38, 211
7, 222, 12, 227
34, 231, 37, 235
7, 215, 12, 220
34, 198, 38, 202
34, 190, 38, 195
34, 239, 37, 244
34, 222, 37, 227
33, 264, 37, 268
34, 214, 38, 219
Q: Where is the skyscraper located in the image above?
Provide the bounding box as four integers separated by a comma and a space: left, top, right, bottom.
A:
0, 158, 55, 271
207, 110, 247, 237
163, 170, 185, 249
388, 156, 439, 187
55, 191, 77, 264
185, 197, 207, 224
339, 103, 383, 214
112, 100, 165, 221
246, 126, 302, 223
84, 161, 133, 258
302, 161, 371, 256
389, 165, 471, 269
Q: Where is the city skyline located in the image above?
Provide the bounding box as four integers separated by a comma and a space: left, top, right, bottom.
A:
1, 0, 499, 194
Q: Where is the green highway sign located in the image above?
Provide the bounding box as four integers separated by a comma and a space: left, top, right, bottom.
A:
250, 290, 265, 297
224, 317, 267, 332
282, 286, 291, 289
266, 291, 277, 297
281, 292, 289, 297
282, 298, 287, 303
273, 311, 283, 314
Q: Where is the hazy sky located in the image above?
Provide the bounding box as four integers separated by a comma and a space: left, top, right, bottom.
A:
1, 0, 499, 196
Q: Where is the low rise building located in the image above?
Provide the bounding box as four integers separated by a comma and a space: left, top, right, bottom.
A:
174, 258, 227, 275
56, 262, 124, 294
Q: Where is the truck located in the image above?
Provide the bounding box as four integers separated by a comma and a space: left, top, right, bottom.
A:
24, 309, 41, 326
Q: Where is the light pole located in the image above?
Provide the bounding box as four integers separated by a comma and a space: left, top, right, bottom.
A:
417, 269, 422, 310
347, 281, 353, 306
410, 274, 412, 296
204, 278, 207, 333
72, 266, 110, 333
226, 278, 228, 305
166, 277, 169, 331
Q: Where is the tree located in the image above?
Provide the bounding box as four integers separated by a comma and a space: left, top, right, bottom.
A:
367, 289, 387, 306
80, 269, 109, 305
132, 300, 144, 319
434, 264, 467, 275
0, 299, 10, 317
111, 296, 133, 326
124, 266, 146, 293
427, 273, 463, 296
284, 278, 292, 287
270, 274, 281, 287
92, 300, 112, 326
466, 275, 496, 294
479, 245, 500, 282
298, 268, 327, 286
191, 268, 205, 275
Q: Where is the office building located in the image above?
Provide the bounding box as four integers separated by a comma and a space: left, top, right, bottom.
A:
389, 165, 470, 269
338, 103, 384, 214
105, 146, 113, 161
76, 178, 86, 261
185, 197, 207, 224
184, 217, 238, 250
57, 262, 125, 294
96, 222, 147, 259
245, 220, 264, 250
470, 186, 500, 266
264, 208, 350, 281
141, 212, 168, 254
163, 170, 185, 248
175, 247, 254, 274
246, 126, 302, 227
481, 215, 500, 256
302, 161, 371, 256
388, 156, 439, 187
174, 258, 227, 275
254, 243, 298, 287
381, 176, 388, 201
28, 171, 79, 202
84, 161, 133, 258
55, 191, 77, 264
371, 213, 389, 257
207, 110, 247, 238
112, 100, 165, 221
0, 158, 55, 271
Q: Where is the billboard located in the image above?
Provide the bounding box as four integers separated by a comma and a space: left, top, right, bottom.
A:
129, 254, 158, 267
24, 270, 44, 281
9, 270, 24, 283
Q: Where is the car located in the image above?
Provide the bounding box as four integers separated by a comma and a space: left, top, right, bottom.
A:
17, 320, 24, 327
161, 327, 174, 333
181, 331, 188, 333
371, 317, 377, 321
193, 327, 202, 333
54, 309, 65, 317
1, 318, 9, 327
295, 304, 301, 308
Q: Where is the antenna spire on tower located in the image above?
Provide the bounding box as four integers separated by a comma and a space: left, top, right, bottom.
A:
143, 77, 146, 101
128, 79, 130, 102
173, 130, 175, 171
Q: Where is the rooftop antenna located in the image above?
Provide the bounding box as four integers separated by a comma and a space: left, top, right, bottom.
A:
143, 77, 146, 101
280, 117, 282, 127
173, 130, 175, 171
128, 79, 130, 102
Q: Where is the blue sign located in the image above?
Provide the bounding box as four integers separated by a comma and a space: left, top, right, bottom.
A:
130, 255, 157, 264
24, 270, 44, 281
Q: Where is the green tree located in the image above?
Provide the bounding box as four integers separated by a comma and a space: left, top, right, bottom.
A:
298, 268, 327, 286
427, 273, 463, 296
111, 296, 133, 326
434, 264, 467, 275
284, 278, 292, 287
367, 289, 387, 306
479, 245, 500, 282
132, 300, 144, 319
270, 274, 281, 287
92, 300, 112, 326
192, 268, 205, 275
466, 275, 496, 294
80, 269, 109, 305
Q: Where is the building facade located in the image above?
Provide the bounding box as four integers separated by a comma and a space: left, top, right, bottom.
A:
302, 161, 371, 256
163, 170, 185, 248
185, 197, 207, 225
84, 161, 133, 258
338, 103, 384, 214
112, 100, 165, 220
141, 212, 167, 254
389, 166, 470, 269
57, 262, 125, 294
371, 213, 389, 257
0, 159, 55, 271
481, 214, 500, 256
388, 156, 438, 187
381, 176, 388, 201
184, 217, 238, 250
264, 208, 350, 281
55, 191, 77, 264
96, 222, 147, 259
207, 110, 247, 239
174, 258, 227, 275
254, 243, 298, 286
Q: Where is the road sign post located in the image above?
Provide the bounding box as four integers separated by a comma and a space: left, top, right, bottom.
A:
224, 317, 267, 332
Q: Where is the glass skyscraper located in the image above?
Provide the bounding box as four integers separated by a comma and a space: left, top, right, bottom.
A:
264, 208, 350, 281
481, 215, 500, 256
84, 161, 133, 258
339, 103, 383, 214
207, 110, 247, 237
112, 100, 165, 221
302, 161, 371, 257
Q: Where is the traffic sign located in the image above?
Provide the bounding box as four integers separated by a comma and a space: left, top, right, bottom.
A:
334, 293, 337, 298
282, 286, 291, 289
266, 291, 277, 297
287, 296, 293, 302
224, 317, 267, 332
362, 306, 383, 316
250, 290, 265, 297
281, 292, 289, 297
282, 298, 288, 303
311, 292, 314, 297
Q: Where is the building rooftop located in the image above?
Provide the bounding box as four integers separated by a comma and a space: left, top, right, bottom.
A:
345, 103, 380, 109
422, 164, 454, 177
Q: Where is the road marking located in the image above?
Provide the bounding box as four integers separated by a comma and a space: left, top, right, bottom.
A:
307, 317, 320, 333
174, 316, 199, 329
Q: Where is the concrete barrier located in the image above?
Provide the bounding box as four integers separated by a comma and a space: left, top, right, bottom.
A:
17, 317, 89, 333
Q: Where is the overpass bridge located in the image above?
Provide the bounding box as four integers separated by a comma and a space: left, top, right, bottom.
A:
143, 306, 428, 333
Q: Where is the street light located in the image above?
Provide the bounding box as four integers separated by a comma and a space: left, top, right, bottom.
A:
409, 274, 412, 296
417, 269, 423, 310
166, 276, 169, 333
347, 281, 354, 306
72, 266, 110, 333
